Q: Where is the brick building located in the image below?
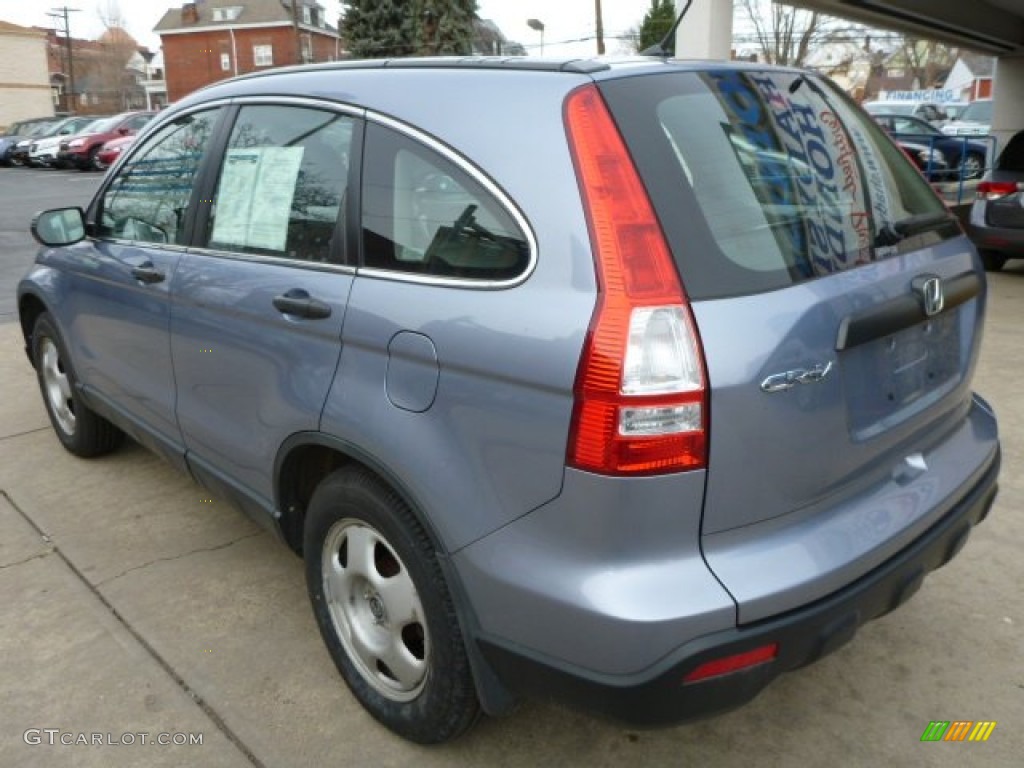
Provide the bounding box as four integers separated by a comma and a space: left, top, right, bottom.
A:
155, 1, 342, 102
40, 27, 160, 114
0, 21, 53, 128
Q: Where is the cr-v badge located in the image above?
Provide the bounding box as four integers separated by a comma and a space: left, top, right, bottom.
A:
761, 361, 834, 393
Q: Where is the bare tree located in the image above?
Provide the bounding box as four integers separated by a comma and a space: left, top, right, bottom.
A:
91, 0, 142, 110
739, 0, 835, 67
898, 36, 959, 89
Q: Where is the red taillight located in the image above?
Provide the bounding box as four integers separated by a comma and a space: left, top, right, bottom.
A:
682, 643, 779, 684
564, 85, 707, 476
977, 181, 1020, 200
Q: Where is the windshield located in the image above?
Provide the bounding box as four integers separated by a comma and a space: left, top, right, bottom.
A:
79, 118, 112, 134
9, 120, 40, 135
41, 117, 90, 137
82, 116, 122, 134
26, 122, 55, 137
960, 101, 992, 122
892, 117, 940, 136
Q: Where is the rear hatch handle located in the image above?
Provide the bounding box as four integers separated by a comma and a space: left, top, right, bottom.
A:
836, 271, 981, 351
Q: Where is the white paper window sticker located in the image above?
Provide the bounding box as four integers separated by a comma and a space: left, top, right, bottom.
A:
212, 146, 304, 253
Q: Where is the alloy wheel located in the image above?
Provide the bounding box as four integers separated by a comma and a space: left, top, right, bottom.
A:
321, 518, 429, 701
40, 336, 75, 435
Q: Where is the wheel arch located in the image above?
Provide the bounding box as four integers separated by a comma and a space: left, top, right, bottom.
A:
274, 432, 519, 716
18, 291, 51, 366
274, 432, 449, 558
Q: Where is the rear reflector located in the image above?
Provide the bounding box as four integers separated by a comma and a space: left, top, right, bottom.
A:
977, 181, 1021, 200
682, 643, 779, 684
564, 84, 708, 475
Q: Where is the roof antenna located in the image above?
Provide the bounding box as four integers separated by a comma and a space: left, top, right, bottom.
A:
640, 0, 695, 57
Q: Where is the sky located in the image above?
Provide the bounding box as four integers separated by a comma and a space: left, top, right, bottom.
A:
0, 0, 652, 56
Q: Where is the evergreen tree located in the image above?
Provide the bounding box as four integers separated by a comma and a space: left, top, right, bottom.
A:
638, 0, 677, 52
342, 0, 416, 58
411, 0, 478, 56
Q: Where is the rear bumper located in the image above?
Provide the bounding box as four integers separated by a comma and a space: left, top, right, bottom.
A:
969, 202, 1024, 255
476, 446, 999, 726
57, 150, 88, 168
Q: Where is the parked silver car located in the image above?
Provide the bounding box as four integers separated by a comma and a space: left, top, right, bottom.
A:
969, 130, 1024, 270
18, 58, 1000, 743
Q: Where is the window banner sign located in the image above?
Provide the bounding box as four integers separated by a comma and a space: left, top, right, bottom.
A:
703, 71, 878, 276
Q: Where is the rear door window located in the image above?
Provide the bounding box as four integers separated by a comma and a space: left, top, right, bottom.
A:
601, 70, 957, 299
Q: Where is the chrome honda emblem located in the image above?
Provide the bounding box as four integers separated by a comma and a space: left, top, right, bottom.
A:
917, 276, 944, 317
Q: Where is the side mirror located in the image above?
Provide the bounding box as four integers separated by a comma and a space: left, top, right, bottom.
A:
118, 127, 131, 136
31, 207, 86, 246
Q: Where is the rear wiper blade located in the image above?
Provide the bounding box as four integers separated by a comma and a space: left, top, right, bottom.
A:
892, 211, 957, 237
875, 212, 957, 246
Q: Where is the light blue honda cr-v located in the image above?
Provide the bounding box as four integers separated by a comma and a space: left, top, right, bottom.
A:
18, 57, 1000, 743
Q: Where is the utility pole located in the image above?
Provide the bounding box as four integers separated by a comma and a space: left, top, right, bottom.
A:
292, 0, 302, 64
49, 6, 80, 113
594, 0, 605, 55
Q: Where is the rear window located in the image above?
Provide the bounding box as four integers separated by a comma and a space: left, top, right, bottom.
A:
601, 70, 955, 299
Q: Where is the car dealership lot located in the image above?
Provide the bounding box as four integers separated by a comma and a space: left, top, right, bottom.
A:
1, 167, 1021, 766
0, 169, 103, 323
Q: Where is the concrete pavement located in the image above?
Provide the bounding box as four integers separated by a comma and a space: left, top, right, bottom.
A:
1, 271, 1022, 766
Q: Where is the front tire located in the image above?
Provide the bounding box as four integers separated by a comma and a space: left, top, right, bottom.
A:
962, 152, 985, 180
32, 313, 123, 457
80, 146, 100, 171
304, 466, 480, 744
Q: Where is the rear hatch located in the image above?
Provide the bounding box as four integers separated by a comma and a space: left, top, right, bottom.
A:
600, 66, 993, 620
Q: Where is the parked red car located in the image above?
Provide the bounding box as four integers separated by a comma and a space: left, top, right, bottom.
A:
94, 134, 136, 171
57, 111, 154, 171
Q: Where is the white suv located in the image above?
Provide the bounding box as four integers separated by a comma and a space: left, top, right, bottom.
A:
28, 117, 105, 168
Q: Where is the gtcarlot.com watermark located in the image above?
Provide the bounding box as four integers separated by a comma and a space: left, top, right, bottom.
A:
24, 729, 203, 747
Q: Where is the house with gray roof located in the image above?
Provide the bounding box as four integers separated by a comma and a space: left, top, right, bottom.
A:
944, 52, 996, 102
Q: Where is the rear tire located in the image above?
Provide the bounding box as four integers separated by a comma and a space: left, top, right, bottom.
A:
979, 250, 1007, 272
32, 313, 123, 457
304, 466, 480, 744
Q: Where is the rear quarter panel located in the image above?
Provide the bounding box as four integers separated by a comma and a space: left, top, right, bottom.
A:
314, 69, 600, 551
